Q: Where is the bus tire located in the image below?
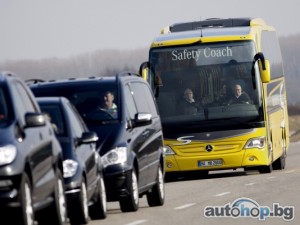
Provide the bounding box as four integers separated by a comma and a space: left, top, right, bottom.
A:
258, 164, 273, 174
273, 138, 287, 170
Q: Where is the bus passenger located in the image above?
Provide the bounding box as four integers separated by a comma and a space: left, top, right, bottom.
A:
215, 83, 229, 105
228, 84, 251, 104
178, 88, 202, 115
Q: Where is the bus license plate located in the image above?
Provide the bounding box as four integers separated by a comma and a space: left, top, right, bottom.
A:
198, 160, 223, 167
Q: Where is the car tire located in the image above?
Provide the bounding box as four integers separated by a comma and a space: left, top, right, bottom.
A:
38, 169, 68, 225
18, 173, 36, 225
146, 164, 165, 207
89, 174, 107, 220
70, 179, 89, 224
119, 168, 139, 212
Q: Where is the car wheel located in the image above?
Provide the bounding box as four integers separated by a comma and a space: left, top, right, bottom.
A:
119, 168, 139, 212
70, 180, 89, 224
147, 164, 165, 207
38, 169, 68, 225
89, 174, 107, 220
18, 173, 35, 225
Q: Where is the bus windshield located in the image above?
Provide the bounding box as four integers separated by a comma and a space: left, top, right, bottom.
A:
149, 41, 264, 131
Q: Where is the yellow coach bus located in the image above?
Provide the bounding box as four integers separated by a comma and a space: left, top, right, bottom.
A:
140, 18, 289, 177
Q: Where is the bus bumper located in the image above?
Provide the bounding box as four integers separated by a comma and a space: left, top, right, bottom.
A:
165, 148, 270, 172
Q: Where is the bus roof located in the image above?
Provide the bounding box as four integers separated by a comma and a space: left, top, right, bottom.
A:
151, 18, 275, 47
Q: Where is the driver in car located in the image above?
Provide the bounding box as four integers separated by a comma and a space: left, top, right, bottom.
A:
98, 91, 118, 119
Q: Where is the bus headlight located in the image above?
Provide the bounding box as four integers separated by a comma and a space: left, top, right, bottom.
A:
244, 137, 266, 149
164, 146, 175, 155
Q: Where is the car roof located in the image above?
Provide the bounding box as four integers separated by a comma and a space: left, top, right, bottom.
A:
29, 72, 145, 89
36, 96, 68, 104
0, 71, 17, 83
31, 76, 116, 88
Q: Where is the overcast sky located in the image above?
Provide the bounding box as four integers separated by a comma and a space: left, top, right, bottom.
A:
0, 0, 299, 62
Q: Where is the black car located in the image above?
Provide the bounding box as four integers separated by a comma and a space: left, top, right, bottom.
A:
36, 97, 107, 224
0, 72, 67, 225
30, 72, 165, 212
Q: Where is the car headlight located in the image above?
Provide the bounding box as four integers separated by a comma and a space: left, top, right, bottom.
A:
102, 147, 127, 168
0, 145, 17, 166
244, 137, 266, 149
164, 146, 175, 155
63, 159, 79, 178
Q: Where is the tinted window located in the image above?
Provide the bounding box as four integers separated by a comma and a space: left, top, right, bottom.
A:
124, 85, 137, 120
39, 104, 66, 137
130, 82, 157, 116
65, 102, 86, 138
32, 83, 119, 122
0, 88, 8, 123
11, 81, 37, 125
261, 31, 283, 78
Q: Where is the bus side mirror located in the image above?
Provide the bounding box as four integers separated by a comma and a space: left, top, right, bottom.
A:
259, 59, 270, 83
139, 61, 162, 87
142, 68, 148, 80
139, 61, 149, 81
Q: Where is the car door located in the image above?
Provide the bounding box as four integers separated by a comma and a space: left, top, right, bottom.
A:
10, 80, 55, 202
124, 84, 148, 189
130, 82, 163, 185
65, 102, 98, 196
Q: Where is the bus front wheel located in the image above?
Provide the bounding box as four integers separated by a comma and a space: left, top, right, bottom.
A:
258, 164, 273, 174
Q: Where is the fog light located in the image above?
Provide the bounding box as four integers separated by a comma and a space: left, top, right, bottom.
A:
167, 163, 173, 168
249, 157, 254, 161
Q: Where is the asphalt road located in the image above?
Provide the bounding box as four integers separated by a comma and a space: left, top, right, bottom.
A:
89, 142, 300, 225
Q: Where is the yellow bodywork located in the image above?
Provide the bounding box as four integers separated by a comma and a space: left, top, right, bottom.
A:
164, 128, 274, 172
148, 18, 289, 173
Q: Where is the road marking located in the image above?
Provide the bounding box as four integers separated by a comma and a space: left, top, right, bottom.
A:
124, 220, 148, 225
285, 170, 295, 174
267, 176, 275, 179
215, 192, 230, 197
174, 203, 196, 210
245, 182, 255, 186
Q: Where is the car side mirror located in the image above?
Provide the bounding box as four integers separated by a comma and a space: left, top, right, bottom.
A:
25, 112, 46, 127
79, 131, 99, 145
133, 113, 152, 127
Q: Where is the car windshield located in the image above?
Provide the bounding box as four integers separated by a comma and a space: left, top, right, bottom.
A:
32, 83, 119, 123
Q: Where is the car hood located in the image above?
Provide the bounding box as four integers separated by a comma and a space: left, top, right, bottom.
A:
86, 122, 124, 156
